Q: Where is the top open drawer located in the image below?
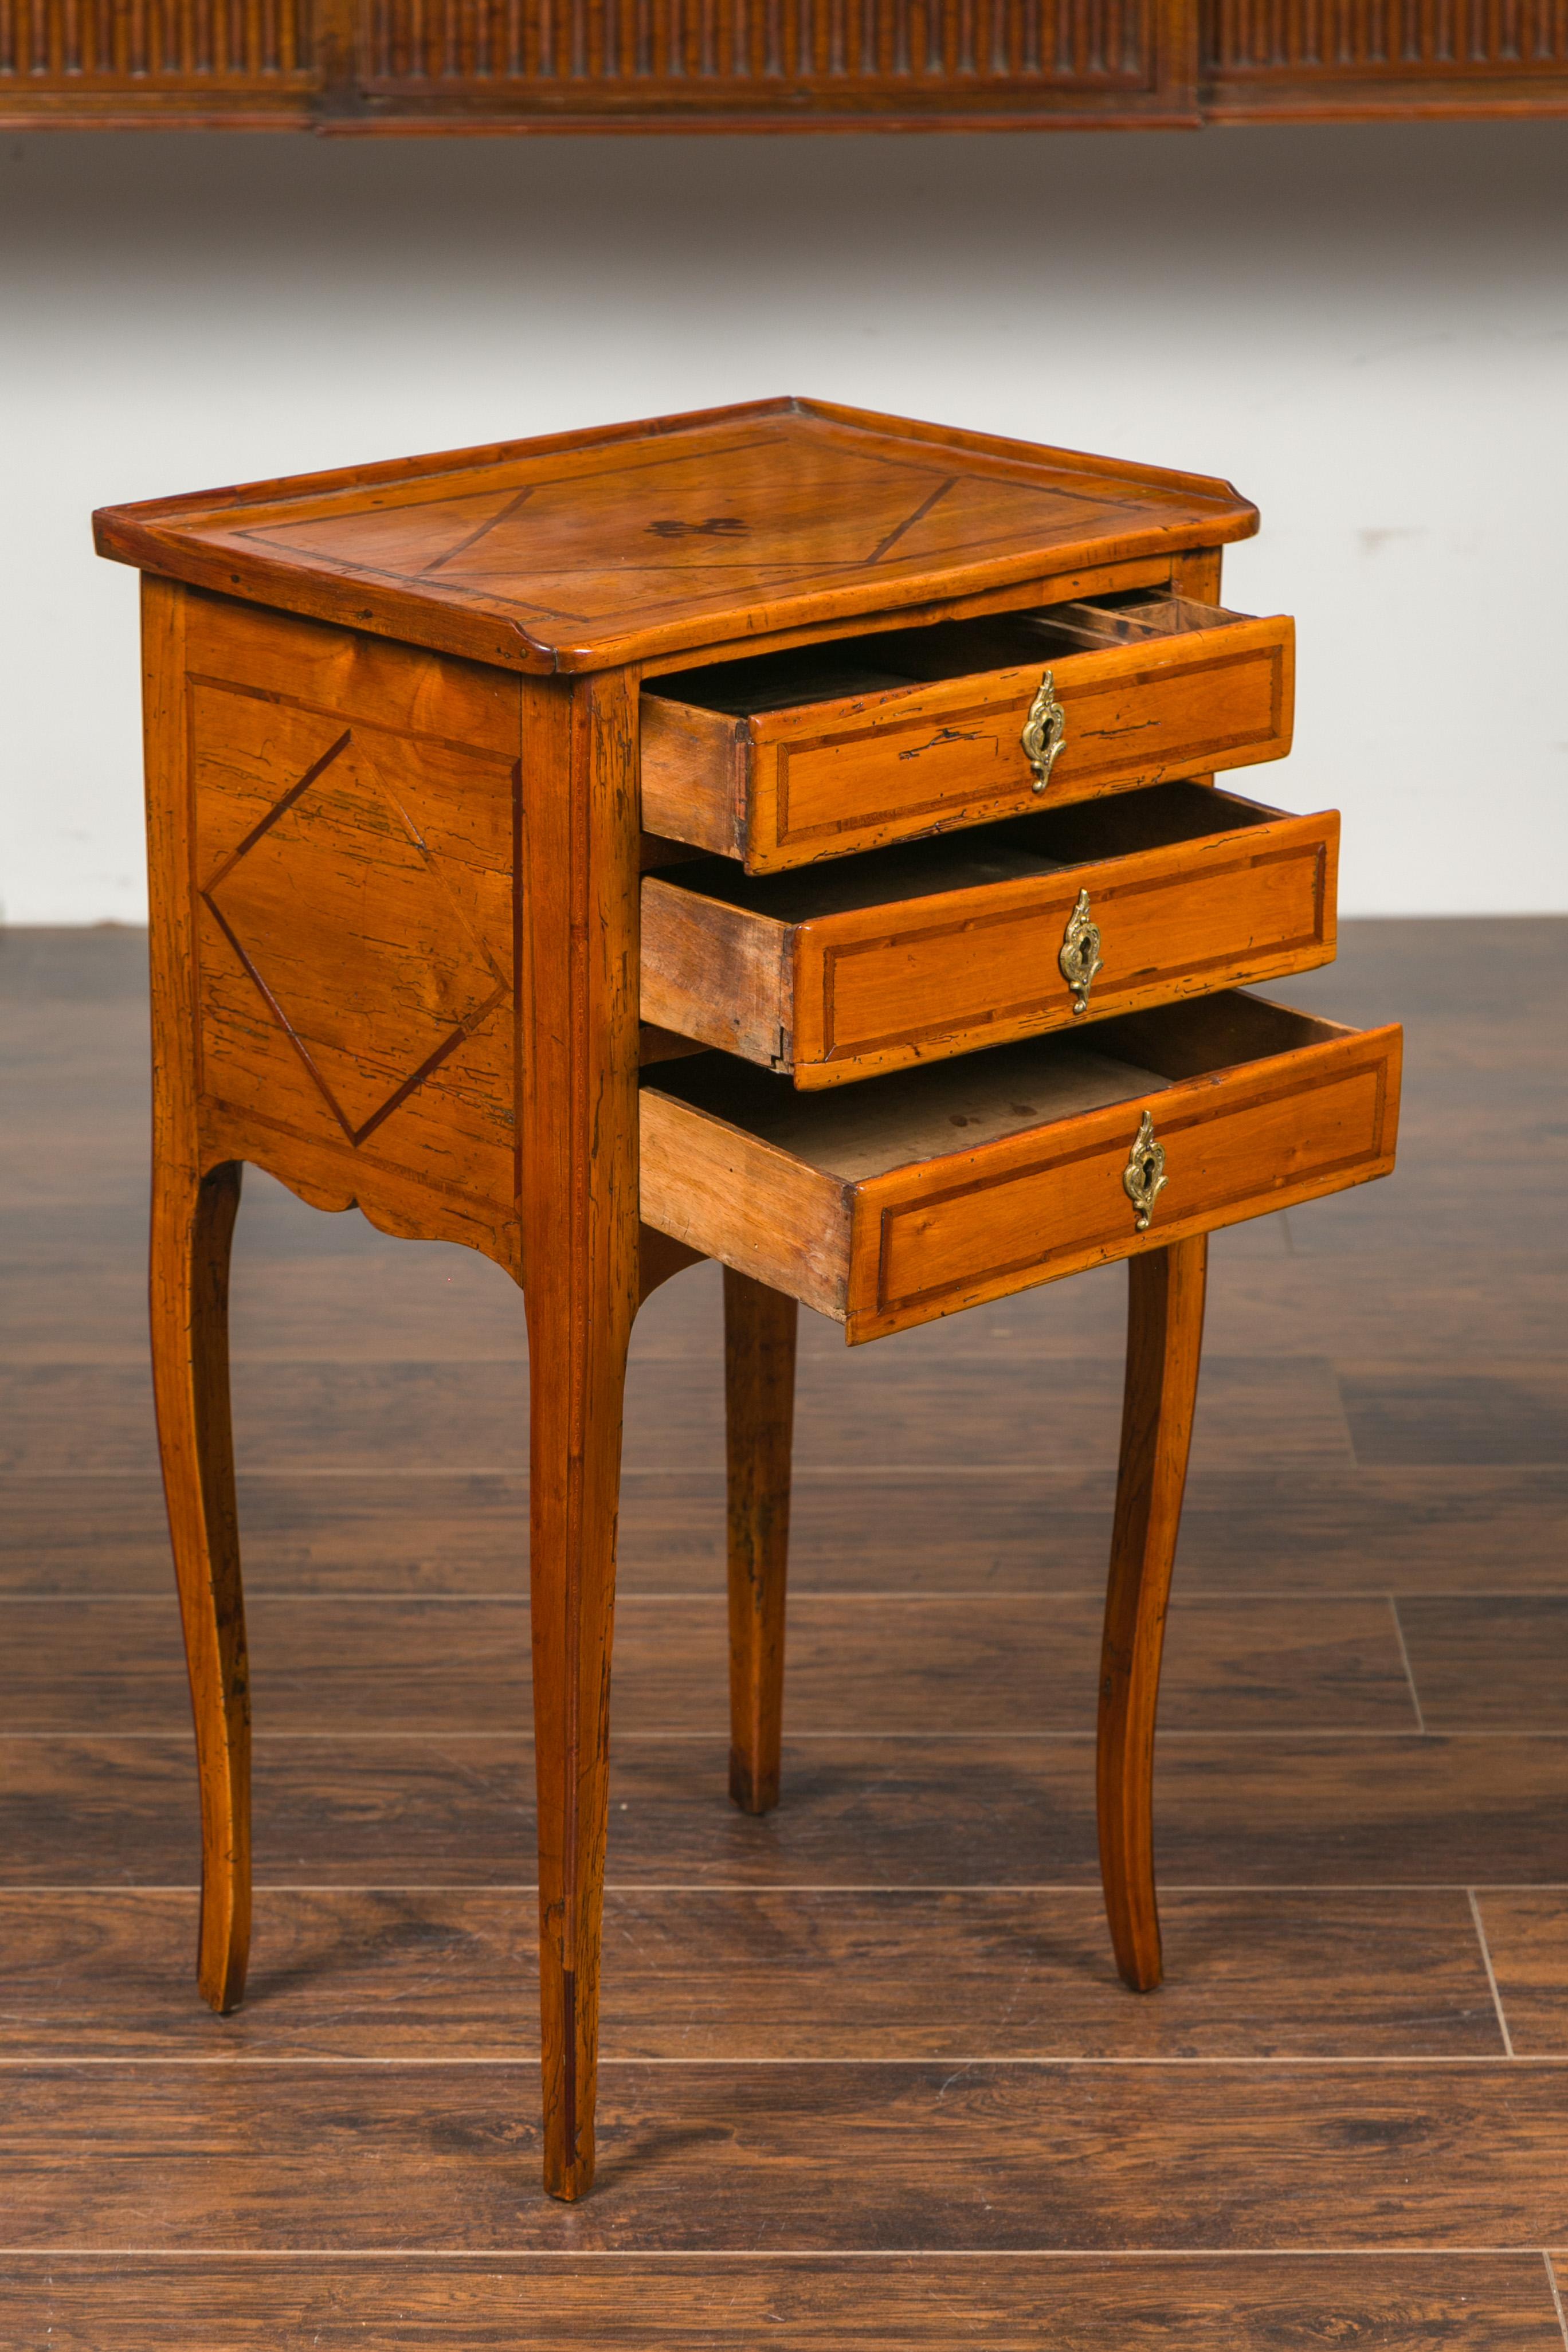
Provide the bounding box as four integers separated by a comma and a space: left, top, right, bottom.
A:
641, 590, 1295, 874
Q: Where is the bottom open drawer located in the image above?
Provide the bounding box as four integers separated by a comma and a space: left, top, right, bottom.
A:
641, 991, 1401, 1343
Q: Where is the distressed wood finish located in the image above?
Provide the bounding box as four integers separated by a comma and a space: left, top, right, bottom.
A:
723, 1269, 798, 1816
642, 781, 1337, 1084
1099, 1233, 1208, 1992
6, 0, 1566, 121
641, 597, 1295, 873
641, 993, 1401, 1342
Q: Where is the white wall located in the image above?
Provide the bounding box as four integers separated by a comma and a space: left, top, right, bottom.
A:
3, 121, 1566, 923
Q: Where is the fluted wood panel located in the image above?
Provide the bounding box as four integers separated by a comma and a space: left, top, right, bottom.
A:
1204, 0, 1568, 107
354, 0, 1190, 119
0, 0, 319, 115
1, 0, 1563, 126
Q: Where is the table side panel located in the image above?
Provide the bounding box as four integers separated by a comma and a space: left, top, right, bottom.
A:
179, 591, 525, 1268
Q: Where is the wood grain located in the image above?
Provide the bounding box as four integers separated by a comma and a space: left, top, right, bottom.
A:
722, 1269, 797, 1814
95, 402, 1258, 679
1, 2255, 1558, 2350
517, 667, 643, 2199
641, 781, 1336, 1083
643, 994, 1400, 1342
7, 2061, 1568, 2248
645, 605, 1295, 873
6, 1730, 1568, 1890
1473, 1895, 1568, 2057
0, 1590, 1418, 1732
0, 1342, 1364, 1476
1396, 1600, 1568, 1731
1099, 1236, 1207, 1990
19, 1456, 1566, 1600
143, 574, 252, 2016
0, 1886, 1504, 2060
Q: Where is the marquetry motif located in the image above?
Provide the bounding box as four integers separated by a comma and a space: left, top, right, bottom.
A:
189, 672, 519, 1209
234, 436, 1176, 636
202, 720, 509, 1147
96, 406, 1257, 675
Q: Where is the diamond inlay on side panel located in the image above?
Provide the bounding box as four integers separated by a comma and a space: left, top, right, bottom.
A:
203, 728, 509, 1147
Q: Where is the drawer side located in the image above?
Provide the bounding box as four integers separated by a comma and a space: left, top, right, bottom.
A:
641, 873, 792, 1067
640, 1086, 852, 1318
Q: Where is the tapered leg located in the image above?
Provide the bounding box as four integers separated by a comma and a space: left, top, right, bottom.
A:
150, 1155, 250, 2014
724, 1268, 798, 1816
520, 668, 642, 2202
526, 1276, 632, 2204
1097, 1234, 1208, 1993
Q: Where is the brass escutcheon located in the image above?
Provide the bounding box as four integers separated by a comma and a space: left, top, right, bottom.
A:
1021, 669, 1066, 793
1123, 1110, 1167, 1232
1059, 888, 1103, 1016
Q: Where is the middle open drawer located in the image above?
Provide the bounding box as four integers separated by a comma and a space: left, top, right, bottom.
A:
642, 779, 1338, 1088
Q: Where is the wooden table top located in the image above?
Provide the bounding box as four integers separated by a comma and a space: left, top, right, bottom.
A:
92, 397, 1257, 676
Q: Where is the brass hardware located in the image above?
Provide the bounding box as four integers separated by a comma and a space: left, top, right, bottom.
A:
1123, 1110, 1167, 1232
1021, 669, 1066, 793
1059, 888, 1103, 1016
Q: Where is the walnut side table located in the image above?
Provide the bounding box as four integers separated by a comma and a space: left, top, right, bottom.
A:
95, 399, 1401, 2200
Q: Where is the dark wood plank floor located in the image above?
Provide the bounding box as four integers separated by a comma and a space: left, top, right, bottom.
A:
3, 918, 1567, 2348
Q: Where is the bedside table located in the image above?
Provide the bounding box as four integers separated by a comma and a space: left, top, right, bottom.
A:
95, 398, 1401, 2201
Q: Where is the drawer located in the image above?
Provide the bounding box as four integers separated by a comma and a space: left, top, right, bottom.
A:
641, 991, 1401, 1344
642, 780, 1338, 1088
641, 590, 1295, 874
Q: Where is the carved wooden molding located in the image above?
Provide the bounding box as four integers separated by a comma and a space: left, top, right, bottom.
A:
3, 0, 1563, 127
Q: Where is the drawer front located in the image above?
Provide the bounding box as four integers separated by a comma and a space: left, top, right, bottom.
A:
641, 998, 1402, 1347
767, 618, 1291, 867
794, 809, 1337, 1083
641, 796, 1340, 1088
852, 1026, 1398, 1341
642, 607, 1295, 875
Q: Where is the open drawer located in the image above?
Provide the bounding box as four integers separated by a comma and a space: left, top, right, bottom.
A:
641, 992, 1401, 1344
642, 780, 1338, 1088
641, 590, 1295, 874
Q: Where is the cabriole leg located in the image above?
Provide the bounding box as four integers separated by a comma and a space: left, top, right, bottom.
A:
150, 1154, 250, 2014
723, 1268, 798, 1816
1097, 1233, 1209, 1993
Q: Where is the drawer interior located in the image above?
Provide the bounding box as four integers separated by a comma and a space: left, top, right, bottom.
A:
642, 993, 1340, 1184
644, 591, 1251, 721
645, 780, 1282, 925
